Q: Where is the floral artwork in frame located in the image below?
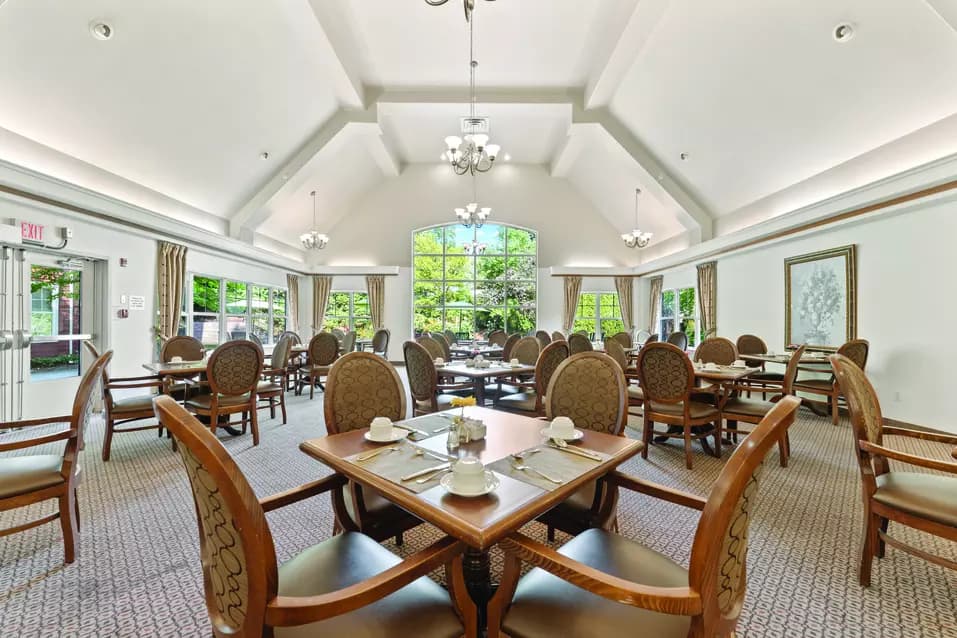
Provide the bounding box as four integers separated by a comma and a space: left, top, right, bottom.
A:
784, 245, 856, 350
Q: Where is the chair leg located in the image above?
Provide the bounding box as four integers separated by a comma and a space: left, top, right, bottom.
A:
74, 488, 81, 531
641, 417, 651, 459
395, 533, 404, 546
269, 397, 276, 420
547, 526, 556, 542
279, 392, 287, 425
684, 426, 693, 470
778, 433, 789, 468
309, 374, 316, 400
877, 517, 888, 558
832, 392, 840, 425
59, 490, 79, 564
713, 421, 722, 458
209, 409, 218, 439
250, 407, 260, 446
859, 510, 877, 587
101, 418, 114, 462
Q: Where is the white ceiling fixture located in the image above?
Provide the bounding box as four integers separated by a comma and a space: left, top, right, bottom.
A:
442, 12, 502, 175
424, 0, 491, 23
455, 174, 491, 228
833, 22, 855, 42
300, 190, 330, 250
89, 20, 114, 41
621, 188, 653, 249
463, 240, 488, 254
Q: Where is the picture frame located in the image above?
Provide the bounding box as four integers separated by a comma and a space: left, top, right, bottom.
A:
784, 245, 856, 350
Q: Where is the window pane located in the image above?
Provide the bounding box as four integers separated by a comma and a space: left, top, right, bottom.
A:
506, 282, 536, 307
577, 294, 596, 319
192, 315, 221, 346
476, 281, 506, 305
599, 293, 621, 318
353, 318, 373, 340
505, 256, 536, 281
445, 282, 474, 306
475, 307, 505, 335
505, 307, 536, 334
682, 318, 697, 348
326, 292, 350, 318
413, 228, 444, 254
272, 289, 287, 316
445, 254, 474, 280
573, 316, 595, 336
225, 281, 248, 314
324, 316, 349, 332
661, 290, 675, 318
476, 225, 506, 254
414, 256, 443, 280
678, 288, 696, 318
600, 318, 625, 338
353, 292, 370, 318
252, 315, 270, 342
251, 286, 270, 315
506, 227, 536, 255
445, 309, 474, 339
272, 315, 286, 340
31, 338, 83, 381
226, 315, 247, 340
193, 277, 220, 313
414, 281, 443, 306
476, 256, 506, 280
414, 306, 443, 336
444, 225, 474, 252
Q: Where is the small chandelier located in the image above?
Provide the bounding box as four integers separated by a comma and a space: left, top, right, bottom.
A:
425, 0, 479, 22
300, 190, 329, 251
455, 175, 491, 228
463, 240, 487, 255
621, 188, 653, 249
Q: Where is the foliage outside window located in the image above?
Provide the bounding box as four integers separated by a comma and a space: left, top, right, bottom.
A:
573, 293, 624, 341
188, 274, 287, 347
30, 267, 80, 337
30, 266, 83, 378
659, 287, 698, 347
413, 223, 537, 339
324, 292, 372, 339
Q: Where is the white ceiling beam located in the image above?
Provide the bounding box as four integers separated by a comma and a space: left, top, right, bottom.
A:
353, 122, 402, 177
304, 0, 367, 108
924, 0, 957, 35
584, 0, 671, 109
549, 123, 602, 177
372, 86, 580, 106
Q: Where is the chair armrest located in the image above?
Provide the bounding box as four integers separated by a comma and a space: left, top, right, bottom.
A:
0, 415, 73, 430
110, 374, 163, 383
859, 440, 957, 474
609, 471, 706, 511
260, 474, 347, 513
498, 533, 701, 616
265, 536, 465, 627
107, 378, 164, 390
0, 429, 73, 452
882, 426, 957, 446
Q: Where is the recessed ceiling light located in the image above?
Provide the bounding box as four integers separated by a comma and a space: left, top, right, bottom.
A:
89, 20, 114, 41
833, 23, 855, 42
260, 152, 270, 160
504, 153, 511, 162
679, 152, 689, 161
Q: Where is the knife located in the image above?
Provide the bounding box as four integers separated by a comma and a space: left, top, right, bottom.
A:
401, 462, 451, 481
395, 424, 430, 437
546, 442, 603, 461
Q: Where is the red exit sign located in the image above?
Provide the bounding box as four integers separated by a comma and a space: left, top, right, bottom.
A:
21, 222, 44, 242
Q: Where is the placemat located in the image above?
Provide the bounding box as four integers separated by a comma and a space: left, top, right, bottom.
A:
487, 445, 609, 492
344, 441, 454, 493
395, 413, 456, 440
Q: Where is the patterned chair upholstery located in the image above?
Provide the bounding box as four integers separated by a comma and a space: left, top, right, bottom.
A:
537, 352, 627, 538
416, 336, 446, 361
567, 333, 593, 355
371, 328, 390, 357
666, 331, 688, 351
510, 336, 541, 365
795, 339, 870, 425
186, 340, 264, 445
735, 334, 766, 356
153, 396, 468, 638
431, 333, 452, 360
257, 334, 291, 424
535, 330, 552, 349
498, 341, 569, 416
611, 331, 632, 349
299, 332, 340, 399
488, 330, 507, 347
404, 341, 465, 415
161, 335, 205, 362
605, 339, 643, 408
551, 330, 565, 342
489, 398, 802, 638
693, 337, 737, 365
637, 342, 721, 470
341, 331, 357, 354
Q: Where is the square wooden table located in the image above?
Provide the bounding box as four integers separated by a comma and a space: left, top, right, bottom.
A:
449, 345, 504, 360
299, 406, 643, 623
142, 360, 207, 376
436, 363, 534, 403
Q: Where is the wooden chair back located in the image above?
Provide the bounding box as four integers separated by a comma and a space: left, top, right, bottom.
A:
403, 340, 438, 406
307, 332, 340, 366
501, 334, 521, 360
535, 341, 569, 397
66, 350, 113, 476
688, 396, 800, 636
416, 335, 445, 361
635, 342, 693, 405
666, 331, 688, 351
161, 336, 204, 362
443, 329, 458, 346
830, 354, 885, 477
371, 328, 390, 355
735, 334, 767, 356
431, 333, 452, 360
511, 336, 541, 365
324, 352, 406, 435
248, 333, 263, 348
535, 330, 551, 348
611, 331, 632, 349
837, 339, 870, 371
340, 331, 357, 354
603, 338, 629, 373
545, 352, 627, 435
643, 333, 659, 346
488, 330, 507, 347
567, 333, 593, 355
153, 395, 278, 637
279, 331, 301, 346
550, 330, 565, 342
207, 341, 263, 397
694, 337, 737, 365
781, 345, 807, 395
271, 335, 293, 372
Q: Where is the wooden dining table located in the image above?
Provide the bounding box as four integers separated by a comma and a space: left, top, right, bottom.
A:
299, 406, 643, 631
436, 362, 534, 404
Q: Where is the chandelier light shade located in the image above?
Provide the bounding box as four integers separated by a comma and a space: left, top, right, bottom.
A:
425, 0, 477, 22
455, 174, 491, 228
621, 188, 653, 249
300, 190, 330, 251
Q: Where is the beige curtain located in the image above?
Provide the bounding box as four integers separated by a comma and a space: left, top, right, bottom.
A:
157, 241, 187, 339
614, 276, 635, 331
697, 261, 717, 339
365, 275, 385, 329
286, 274, 300, 334
648, 276, 664, 334
561, 276, 583, 333
312, 275, 333, 335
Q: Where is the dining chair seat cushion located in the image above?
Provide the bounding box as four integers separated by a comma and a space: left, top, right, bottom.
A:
626, 385, 644, 401
874, 472, 957, 527
749, 371, 785, 381
299, 364, 331, 375
502, 528, 691, 638
256, 381, 283, 394
498, 391, 538, 412
647, 401, 719, 420
275, 531, 462, 638
342, 485, 408, 526
185, 393, 253, 410
0, 454, 68, 499
111, 394, 157, 414
485, 383, 522, 396
544, 480, 598, 521
721, 397, 774, 419
794, 378, 834, 391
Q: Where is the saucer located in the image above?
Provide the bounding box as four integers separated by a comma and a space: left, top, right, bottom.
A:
540, 427, 584, 441
363, 428, 410, 444
440, 471, 499, 497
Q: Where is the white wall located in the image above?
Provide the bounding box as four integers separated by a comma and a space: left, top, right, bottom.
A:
641, 197, 957, 432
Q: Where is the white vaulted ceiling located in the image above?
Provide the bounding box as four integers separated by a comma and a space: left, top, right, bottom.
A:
1, 0, 956, 264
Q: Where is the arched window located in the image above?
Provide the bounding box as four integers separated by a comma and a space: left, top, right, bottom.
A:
413, 223, 537, 339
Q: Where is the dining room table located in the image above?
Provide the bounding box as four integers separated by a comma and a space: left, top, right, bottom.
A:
298, 406, 644, 632
436, 361, 534, 404
449, 344, 504, 360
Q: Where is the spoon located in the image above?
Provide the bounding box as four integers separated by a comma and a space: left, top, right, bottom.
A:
415, 467, 452, 483
511, 461, 561, 484
355, 446, 399, 462
511, 449, 541, 461
414, 447, 452, 462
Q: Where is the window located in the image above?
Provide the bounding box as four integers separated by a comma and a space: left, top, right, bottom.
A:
187, 275, 287, 347
659, 287, 698, 347
413, 223, 537, 339
30, 266, 82, 379
324, 292, 372, 339
573, 293, 624, 341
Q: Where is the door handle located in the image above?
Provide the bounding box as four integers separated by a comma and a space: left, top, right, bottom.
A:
0, 330, 12, 351
14, 330, 31, 349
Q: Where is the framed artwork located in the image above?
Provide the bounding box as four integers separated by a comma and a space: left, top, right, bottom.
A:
784, 245, 856, 350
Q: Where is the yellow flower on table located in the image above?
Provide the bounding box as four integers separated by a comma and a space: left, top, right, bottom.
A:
450, 396, 477, 408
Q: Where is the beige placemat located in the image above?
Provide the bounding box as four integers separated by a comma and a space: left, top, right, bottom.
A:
487, 445, 609, 492
396, 414, 456, 441
345, 441, 454, 493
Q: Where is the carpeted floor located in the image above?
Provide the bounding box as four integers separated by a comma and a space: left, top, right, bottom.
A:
1, 377, 955, 637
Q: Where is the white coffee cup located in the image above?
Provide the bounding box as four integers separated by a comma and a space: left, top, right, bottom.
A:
475, 354, 484, 363
170, 355, 183, 363
452, 457, 486, 492
435, 357, 445, 365
550, 416, 575, 439
705, 362, 718, 370
733, 359, 746, 368
369, 417, 393, 441
510, 358, 520, 366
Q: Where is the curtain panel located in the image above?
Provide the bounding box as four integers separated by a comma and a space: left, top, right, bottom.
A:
312, 275, 333, 335
561, 276, 583, 333
648, 276, 663, 334
286, 274, 300, 335
697, 261, 717, 339
157, 241, 187, 339
614, 276, 635, 331
365, 275, 386, 329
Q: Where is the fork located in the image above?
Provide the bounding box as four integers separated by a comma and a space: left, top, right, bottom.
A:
511, 461, 561, 484
356, 446, 399, 462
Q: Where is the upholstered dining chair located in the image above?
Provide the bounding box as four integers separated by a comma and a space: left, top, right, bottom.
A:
667, 331, 689, 351
637, 342, 722, 470
488, 330, 507, 347
635, 328, 651, 344
432, 332, 453, 360
84, 341, 165, 461
324, 352, 424, 545
0, 350, 111, 564
330, 327, 346, 345
443, 329, 458, 346
492, 336, 539, 399
248, 332, 264, 348
160, 335, 204, 362
340, 330, 357, 354
487, 397, 802, 638
404, 341, 471, 416
693, 337, 737, 365
500, 333, 521, 361
643, 333, 659, 346
278, 331, 303, 390
152, 395, 474, 638
611, 331, 632, 349
510, 336, 541, 365
535, 330, 552, 349
371, 328, 390, 357
830, 354, 957, 586
796, 339, 869, 425
604, 338, 643, 413
719, 345, 806, 467
279, 330, 301, 344
537, 352, 627, 540
416, 335, 446, 362
567, 333, 593, 355
185, 340, 263, 445
257, 334, 291, 425
550, 330, 565, 342
735, 334, 784, 397
497, 340, 569, 416
299, 331, 340, 399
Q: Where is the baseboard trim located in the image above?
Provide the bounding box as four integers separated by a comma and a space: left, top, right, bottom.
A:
882, 417, 954, 436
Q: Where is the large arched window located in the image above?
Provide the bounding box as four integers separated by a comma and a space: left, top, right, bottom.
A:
413, 223, 537, 339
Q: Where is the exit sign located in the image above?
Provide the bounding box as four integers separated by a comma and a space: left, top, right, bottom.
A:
20, 222, 44, 242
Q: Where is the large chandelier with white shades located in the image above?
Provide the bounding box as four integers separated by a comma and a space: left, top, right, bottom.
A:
621, 188, 653, 249
455, 174, 491, 228
300, 190, 330, 251
424, 0, 488, 23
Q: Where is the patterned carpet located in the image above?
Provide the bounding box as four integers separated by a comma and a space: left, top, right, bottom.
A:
1, 378, 955, 637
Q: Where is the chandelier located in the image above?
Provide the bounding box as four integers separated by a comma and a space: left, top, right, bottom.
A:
442, 10, 501, 176
463, 240, 487, 255
425, 0, 483, 22
621, 188, 653, 249
300, 190, 329, 251
455, 175, 491, 228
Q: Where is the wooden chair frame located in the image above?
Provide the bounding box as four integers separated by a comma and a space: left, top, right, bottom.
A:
795, 339, 869, 425
257, 335, 290, 425
185, 340, 263, 446
404, 341, 471, 416
298, 332, 340, 399
496, 340, 569, 417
